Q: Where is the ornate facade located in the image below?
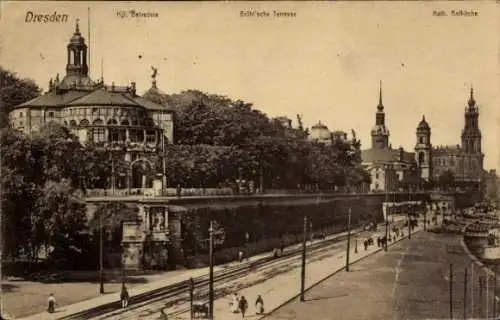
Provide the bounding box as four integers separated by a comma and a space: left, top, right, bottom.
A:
415, 88, 484, 188
8, 22, 174, 192
361, 82, 418, 192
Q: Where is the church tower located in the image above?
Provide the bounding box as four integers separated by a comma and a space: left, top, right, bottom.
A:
371, 81, 390, 149
415, 115, 432, 181
461, 87, 482, 153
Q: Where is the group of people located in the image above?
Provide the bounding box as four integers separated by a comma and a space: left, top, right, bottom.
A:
230, 293, 265, 318
361, 225, 409, 251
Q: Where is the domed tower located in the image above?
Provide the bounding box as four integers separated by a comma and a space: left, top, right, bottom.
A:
59, 20, 94, 90
415, 115, 432, 181
310, 121, 331, 143
371, 81, 390, 149
461, 86, 482, 153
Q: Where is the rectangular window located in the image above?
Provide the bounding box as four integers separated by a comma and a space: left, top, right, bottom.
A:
48, 111, 54, 117
19, 112, 23, 117
130, 129, 144, 142
146, 130, 156, 143
92, 128, 106, 142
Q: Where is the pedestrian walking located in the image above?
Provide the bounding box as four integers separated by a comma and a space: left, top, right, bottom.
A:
363, 240, 368, 251
238, 251, 244, 262
231, 293, 240, 313
239, 296, 248, 318
120, 284, 129, 308
47, 293, 56, 313
255, 294, 264, 314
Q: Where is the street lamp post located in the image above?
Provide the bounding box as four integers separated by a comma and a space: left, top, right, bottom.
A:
408, 188, 412, 240
346, 208, 352, 272
384, 219, 389, 252
300, 216, 307, 301
208, 221, 214, 320
355, 234, 358, 253
99, 213, 104, 294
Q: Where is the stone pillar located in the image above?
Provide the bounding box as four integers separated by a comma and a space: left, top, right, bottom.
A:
126, 128, 130, 141
143, 130, 147, 143
142, 174, 147, 190
127, 168, 131, 195
105, 128, 109, 143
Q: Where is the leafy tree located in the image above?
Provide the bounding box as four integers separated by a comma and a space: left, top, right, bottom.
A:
158, 89, 369, 191
0, 67, 41, 128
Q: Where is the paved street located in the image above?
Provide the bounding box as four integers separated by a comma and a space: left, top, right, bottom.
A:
84, 220, 410, 320
267, 230, 494, 320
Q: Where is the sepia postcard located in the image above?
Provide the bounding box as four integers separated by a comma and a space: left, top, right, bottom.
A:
0, 1, 500, 320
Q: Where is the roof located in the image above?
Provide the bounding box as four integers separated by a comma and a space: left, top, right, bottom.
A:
361, 148, 415, 165
69, 89, 140, 107
15, 90, 88, 108
134, 96, 173, 112
417, 116, 430, 130
311, 121, 328, 130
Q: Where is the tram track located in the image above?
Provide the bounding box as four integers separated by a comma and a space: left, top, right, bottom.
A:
62, 221, 402, 320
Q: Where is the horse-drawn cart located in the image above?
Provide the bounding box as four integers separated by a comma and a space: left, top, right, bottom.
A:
192, 301, 209, 319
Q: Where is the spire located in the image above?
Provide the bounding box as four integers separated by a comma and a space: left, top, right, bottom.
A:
468, 85, 476, 107
377, 80, 384, 111
75, 18, 80, 34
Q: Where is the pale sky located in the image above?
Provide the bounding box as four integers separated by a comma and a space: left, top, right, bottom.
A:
1, 1, 499, 170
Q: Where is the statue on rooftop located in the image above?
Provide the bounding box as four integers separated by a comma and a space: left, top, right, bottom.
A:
151, 66, 158, 80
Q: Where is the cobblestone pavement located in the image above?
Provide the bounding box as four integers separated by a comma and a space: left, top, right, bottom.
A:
267, 230, 493, 320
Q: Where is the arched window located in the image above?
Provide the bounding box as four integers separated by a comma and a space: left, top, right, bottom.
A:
107, 118, 118, 125
418, 152, 425, 166
80, 119, 90, 126
93, 119, 104, 125
121, 119, 130, 126
419, 137, 424, 144
131, 117, 138, 126
69, 120, 77, 127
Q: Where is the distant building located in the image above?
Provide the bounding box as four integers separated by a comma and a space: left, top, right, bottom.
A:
361, 82, 418, 192
274, 116, 292, 129
309, 121, 332, 143
8, 22, 174, 192
416, 87, 484, 189
308, 122, 352, 145
483, 169, 499, 200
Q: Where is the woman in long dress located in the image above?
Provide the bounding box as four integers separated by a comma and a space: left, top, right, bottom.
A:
231, 293, 240, 313
47, 293, 56, 313
255, 294, 264, 314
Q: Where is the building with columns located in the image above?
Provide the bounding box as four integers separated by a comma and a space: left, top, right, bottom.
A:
8, 22, 174, 193
416, 87, 484, 189
361, 82, 418, 192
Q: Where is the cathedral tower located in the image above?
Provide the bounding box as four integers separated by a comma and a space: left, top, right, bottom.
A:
371, 81, 390, 149
415, 115, 432, 181
461, 87, 482, 153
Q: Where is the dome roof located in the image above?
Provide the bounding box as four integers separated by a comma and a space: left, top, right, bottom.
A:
311, 121, 328, 130
417, 115, 430, 129
69, 21, 85, 46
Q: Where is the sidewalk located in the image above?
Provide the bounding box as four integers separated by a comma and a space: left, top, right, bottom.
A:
171, 221, 424, 320
17, 218, 383, 320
